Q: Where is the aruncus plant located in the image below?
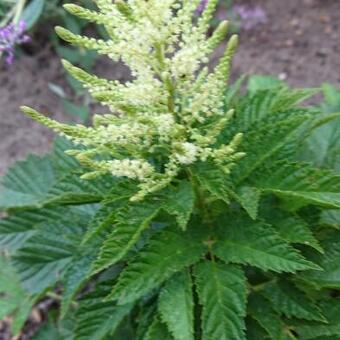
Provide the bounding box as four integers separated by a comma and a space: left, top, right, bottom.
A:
22, 0, 244, 202
0, 0, 339, 339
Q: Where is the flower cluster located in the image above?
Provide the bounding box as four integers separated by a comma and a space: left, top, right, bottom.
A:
196, 0, 209, 15
234, 5, 267, 30
0, 20, 30, 65
22, 0, 245, 201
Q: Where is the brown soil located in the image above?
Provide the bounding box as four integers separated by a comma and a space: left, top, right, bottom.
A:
229, 0, 340, 88
1, 0, 340, 176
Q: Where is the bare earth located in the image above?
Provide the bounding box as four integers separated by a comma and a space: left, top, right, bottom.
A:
1, 0, 340, 176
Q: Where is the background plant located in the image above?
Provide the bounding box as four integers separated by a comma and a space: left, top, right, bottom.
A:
0, 1, 340, 339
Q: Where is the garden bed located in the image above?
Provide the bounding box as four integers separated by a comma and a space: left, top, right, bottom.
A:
0, 0, 340, 338
1, 0, 339, 176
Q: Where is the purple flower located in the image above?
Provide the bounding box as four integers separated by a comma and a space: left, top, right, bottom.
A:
233, 5, 267, 30
0, 20, 30, 65
196, 0, 209, 15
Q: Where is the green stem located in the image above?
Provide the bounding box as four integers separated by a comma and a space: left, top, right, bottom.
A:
250, 278, 276, 292
46, 291, 78, 308
187, 169, 214, 229
13, 0, 27, 24
155, 42, 176, 113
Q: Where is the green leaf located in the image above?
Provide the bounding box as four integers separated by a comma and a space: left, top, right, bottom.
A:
302, 117, 340, 171
92, 200, 161, 274
62, 99, 90, 123
274, 216, 323, 253
74, 284, 133, 340
109, 225, 206, 305
320, 210, 340, 229
300, 232, 340, 289
212, 216, 319, 273
192, 162, 230, 203
233, 114, 312, 185
0, 210, 41, 252
61, 252, 95, 318
162, 181, 195, 230
295, 299, 340, 339
145, 316, 173, 340
21, 0, 45, 29
82, 200, 123, 245
248, 294, 291, 340
45, 174, 110, 205
0, 155, 56, 211
50, 137, 81, 174
0, 138, 82, 211
261, 280, 326, 322
253, 162, 340, 210
158, 270, 194, 340
246, 317, 271, 340
233, 186, 261, 220
136, 302, 158, 340
194, 261, 247, 340
322, 83, 340, 112
234, 88, 316, 131
247, 75, 283, 94
12, 207, 90, 294
0, 256, 34, 336
31, 319, 61, 340
61, 202, 115, 317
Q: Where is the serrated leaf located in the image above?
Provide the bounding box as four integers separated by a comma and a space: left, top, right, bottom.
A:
0, 155, 56, 211
302, 114, 340, 171
300, 232, 340, 289
82, 201, 123, 245
51, 137, 81, 174
158, 270, 194, 340
233, 186, 260, 220
231, 88, 316, 134
136, 302, 158, 340
212, 216, 319, 273
0, 211, 38, 252
233, 114, 312, 185
45, 174, 111, 205
320, 210, 340, 229
261, 280, 326, 322
92, 200, 161, 274
295, 299, 340, 339
274, 216, 323, 253
109, 225, 206, 305
194, 261, 247, 340
162, 181, 195, 230
61, 203, 111, 317
253, 162, 340, 211
246, 317, 271, 340
145, 316, 173, 340
31, 319, 61, 340
61, 252, 95, 318
192, 162, 230, 203
74, 283, 133, 340
0, 138, 85, 212
12, 207, 90, 294
248, 294, 291, 340
0, 207, 72, 253
0, 256, 34, 336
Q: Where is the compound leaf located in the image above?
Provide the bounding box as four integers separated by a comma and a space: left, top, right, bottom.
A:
262, 280, 326, 322
194, 261, 247, 340
158, 270, 194, 340
213, 217, 319, 273
109, 226, 206, 305
92, 200, 161, 274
